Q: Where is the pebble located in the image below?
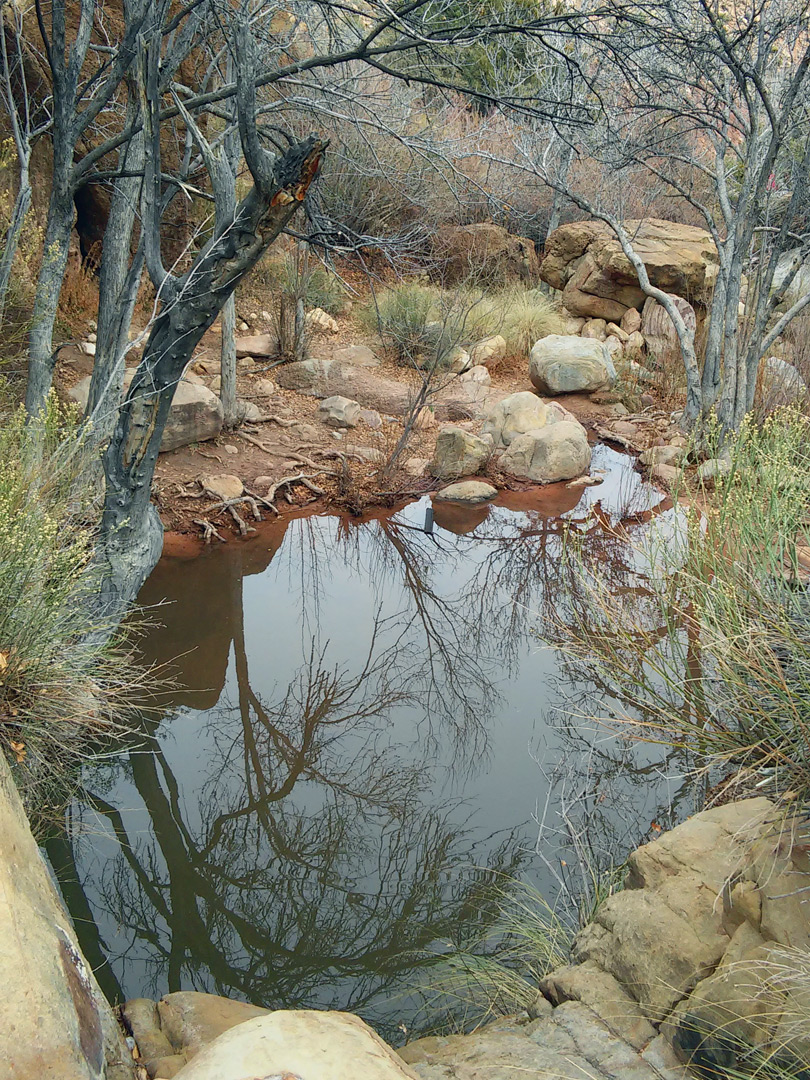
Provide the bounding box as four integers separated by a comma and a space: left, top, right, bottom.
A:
223, 444, 239, 455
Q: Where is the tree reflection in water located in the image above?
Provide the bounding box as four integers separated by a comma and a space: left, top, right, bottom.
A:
46, 445, 693, 1040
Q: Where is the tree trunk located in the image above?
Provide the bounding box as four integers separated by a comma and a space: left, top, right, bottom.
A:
0, 158, 31, 325
220, 293, 238, 428
96, 136, 326, 619
25, 188, 74, 413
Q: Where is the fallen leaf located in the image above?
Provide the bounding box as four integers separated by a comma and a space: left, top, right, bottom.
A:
9, 740, 26, 762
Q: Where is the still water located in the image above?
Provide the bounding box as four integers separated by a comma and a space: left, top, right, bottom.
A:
48, 445, 691, 1041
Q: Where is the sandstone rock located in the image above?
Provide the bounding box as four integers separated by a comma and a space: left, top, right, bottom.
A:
202, 474, 243, 501
640, 445, 686, 467
275, 357, 334, 392
432, 223, 539, 285
459, 364, 491, 386
171, 1010, 419, 1080
470, 334, 507, 367
413, 406, 437, 430
698, 455, 732, 483
69, 372, 223, 451
561, 315, 587, 335
306, 306, 339, 333
625, 330, 646, 360
194, 358, 220, 375
236, 357, 254, 373
529, 335, 616, 395
431, 426, 493, 479
449, 347, 472, 374
540, 218, 718, 320
346, 445, 386, 465
621, 307, 643, 334
79, 341, 96, 356
607, 322, 629, 342
582, 318, 608, 341
359, 408, 383, 428
641, 295, 696, 369
481, 391, 549, 448
608, 402, 630, 417
0, 753, 132, 1080
404, 457, 430, 476
434, 480, 498, 503
604, 336, 624, 363
333, 344, 381, 367
238, 400, 265, 423
500, 420, 591, 483
235, 334, 277, 358
651, 463, 680, 485
252, 378, 277, 397
318, 395, 361, 428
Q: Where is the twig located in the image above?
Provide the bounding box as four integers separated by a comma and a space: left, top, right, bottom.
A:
193, 518, 227, 543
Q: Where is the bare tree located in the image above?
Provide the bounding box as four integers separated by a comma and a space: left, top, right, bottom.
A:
509, 0, 810, 433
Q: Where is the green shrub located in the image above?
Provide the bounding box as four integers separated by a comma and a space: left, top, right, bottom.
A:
0, 397, 139, 823
472, 286, 563, 357
254, 248, 346, 314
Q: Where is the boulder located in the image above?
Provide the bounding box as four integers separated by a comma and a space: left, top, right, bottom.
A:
606, 322, 629, 342
69, 372, 223, 451
170, 1010, 419, 1080
771, 247, 810, 310
529, 335, 616, 395
540, 218, 718, 320
275, 357, 333, 392
621, 307, 642, 334
432, 223, 540, 285
651, 463, 680, 485
641, 294, 696, 369
434, 480, 498, 503
252, 378, 277, 397
201, 474, 243, 501
235, 334, 277, 358
625, 330, 646, 360
404, 457, 430, 476
604, 336, 624, 363
431, 426, 493, 479
448, 347, 472, 373
499, 420, 591, 483
333, 344, 381, 367
481, 391, 550, 448
469, 334, 507, 367
318, 395, 361, 428
698, 455, 732, 483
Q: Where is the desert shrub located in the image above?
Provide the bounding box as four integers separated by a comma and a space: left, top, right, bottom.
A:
0, 397, 140, 822
251, 247, 346, 315
362, 281, 563, 368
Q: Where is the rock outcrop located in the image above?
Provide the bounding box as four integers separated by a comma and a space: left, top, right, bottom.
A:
540, 219, 718, 322
529, 334, 616, 395
432, 223, 540, 285
640, 295, 696, 368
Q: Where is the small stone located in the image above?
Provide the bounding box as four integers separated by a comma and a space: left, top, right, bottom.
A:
469, 334, 506, 367
413, 407, 437, 431
449, 348, 472, 374
608, 403, 630, 417
236, 357, 254, 373
459, 364, 491, 386
345, 446, 386, 465
640, 444, 685, 467
253, 379, 277, 397
404, 457, 430, 476
332, 430, 344, 440
202, 474, 243, 501
359, 409, 382, 429
434, 480, 498, 503
261, 309, 272, 323
87, 332, 97, 344
223, 444, 238, 455
581, 318, 608, 341
306, 307, 339, 334
318, 395, 361, 428
239, 321, 249, 332
620, 307, 642, 334
248, 311, 258, 322
566, 475, 603, 488
651, 463, 680, 485
606, 323, 629, 342
253, 475, 274, 489
79, 341, 96, 356
590, 390, 623, 405
698, 456, 732, 483
239, 401, 265, 423
640, 393, 656, 408
611, 421, 639, 438
88, 319, 97, 330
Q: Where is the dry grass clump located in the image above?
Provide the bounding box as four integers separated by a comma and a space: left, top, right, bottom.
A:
0, 397, 141, 824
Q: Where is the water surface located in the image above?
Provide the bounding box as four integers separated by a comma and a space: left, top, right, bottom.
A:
49, 446, 691, 1040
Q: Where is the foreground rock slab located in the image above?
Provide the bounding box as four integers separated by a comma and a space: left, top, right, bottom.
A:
171, 1010, 420, 1080
0, 753, 134, 1080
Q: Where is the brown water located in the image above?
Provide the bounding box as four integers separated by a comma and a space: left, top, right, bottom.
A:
48, 445, 692, 1041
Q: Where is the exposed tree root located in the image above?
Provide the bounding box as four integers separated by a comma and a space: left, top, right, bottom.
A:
193, 518, 227, 543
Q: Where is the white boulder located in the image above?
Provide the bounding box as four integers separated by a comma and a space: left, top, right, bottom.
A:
529, 335, 616, 395
318, 395, 361, 428
431, 426, 493, 479
500, 420, 592, 483
481, 391, 550, 448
